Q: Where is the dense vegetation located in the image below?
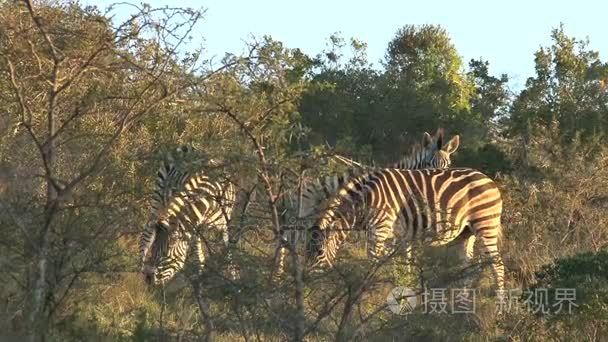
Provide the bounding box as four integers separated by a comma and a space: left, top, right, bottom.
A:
1, 1, 607, 341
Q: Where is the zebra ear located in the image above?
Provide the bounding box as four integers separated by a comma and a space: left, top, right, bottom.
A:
443, 135, 460, 154
422, 132, 433, 148
434, 128, 445, 149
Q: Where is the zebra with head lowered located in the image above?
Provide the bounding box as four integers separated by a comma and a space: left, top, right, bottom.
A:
306, 167, 505, 294
275, 128, 460, 273
139, 148, 237, 285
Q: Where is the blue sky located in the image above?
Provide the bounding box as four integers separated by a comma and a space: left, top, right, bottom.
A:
89, 0, 607, 92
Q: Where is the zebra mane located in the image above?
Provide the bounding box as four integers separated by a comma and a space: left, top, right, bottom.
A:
305, 168, 374, 262
150, 144, 235, 218
156, 169, 208, 222
391, 128, 444, 169
150, 145, 196, 216
328, 128, 446, 172
156, 166, 236, 226
310, 168, 374, 259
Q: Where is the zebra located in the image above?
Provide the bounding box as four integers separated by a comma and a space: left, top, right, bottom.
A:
298, 128, 459, 221
139, 149, 237, 286
274, 128, 460, 273
139, 147, 192, 275
306, 167, 505, 293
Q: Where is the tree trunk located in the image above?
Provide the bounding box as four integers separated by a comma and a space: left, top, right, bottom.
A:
29, 71, 59, 342
291, 248, 305, 342
191, 277, 215, 342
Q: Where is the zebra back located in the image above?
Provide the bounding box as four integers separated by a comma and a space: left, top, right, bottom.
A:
150, 145, 198, 215
158, 170, 236, 229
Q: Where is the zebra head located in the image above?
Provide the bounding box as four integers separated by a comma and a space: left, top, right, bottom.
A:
394, 128, 460, 169
427, 128, 459, 168
306, 186, 360, 269
141, 219, 190, 286
306, 221, 331, 269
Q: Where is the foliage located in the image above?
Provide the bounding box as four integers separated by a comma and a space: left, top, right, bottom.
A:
517, 250, 608, 340
0, 0, 204, 340
300, 26, 505, 166
508, 25, 608, 146
1, 1, 608, 340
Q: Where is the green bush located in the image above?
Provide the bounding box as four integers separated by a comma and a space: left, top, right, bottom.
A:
522, 250, 608, 338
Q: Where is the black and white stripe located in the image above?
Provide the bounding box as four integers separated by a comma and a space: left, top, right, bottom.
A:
298, 128, 459, 221
139, 149, 236, 285
307, 168, 505, 292
139, 149, 191, 270
275, 129, 459, 273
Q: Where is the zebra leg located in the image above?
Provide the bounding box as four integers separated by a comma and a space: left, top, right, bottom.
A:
193, 235, 206, 271
404, 244, 415, 273
155, 232, 190, 285
222, 227, 239, 280
474, 225, 505, 295
274, 231, 288, 277
392, 215, 415, 273
455, 227, 477, 289
139, 223, 156, 272
184, 235, 206, 285
367, 212, 396, 261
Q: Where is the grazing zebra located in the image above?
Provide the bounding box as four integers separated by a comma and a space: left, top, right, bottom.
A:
139, 147, 192, 274
274, 129, 460, 274
306, 168, 505, 293
139, 150, 236, 286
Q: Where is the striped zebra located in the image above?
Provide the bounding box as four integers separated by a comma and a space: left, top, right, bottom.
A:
306, 168, 505, 293
139, 147, 192, 275
275, 129, 460, 273
298, 128, 459, 221
139, 149, 236, 285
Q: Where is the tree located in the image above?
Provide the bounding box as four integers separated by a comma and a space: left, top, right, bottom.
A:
383, 24, 476, 129
0, 1, 203, 340
522, 250, 608, 339
299, 35, 381, 161
509, 25, 608, 149
467, 58, 510, 137
300, 26, 485, 164
189, 36, 313, 341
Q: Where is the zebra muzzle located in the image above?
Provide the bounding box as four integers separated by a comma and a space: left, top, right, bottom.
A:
142, 265, 156, 285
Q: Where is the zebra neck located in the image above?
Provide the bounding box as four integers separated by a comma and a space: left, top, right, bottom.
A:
392, 150, 427, 169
